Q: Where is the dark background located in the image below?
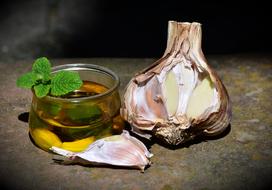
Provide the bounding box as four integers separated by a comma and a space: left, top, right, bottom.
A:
0, 0, 271, 61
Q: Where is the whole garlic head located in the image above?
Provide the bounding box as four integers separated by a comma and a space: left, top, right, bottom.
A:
121, 21, 232, 145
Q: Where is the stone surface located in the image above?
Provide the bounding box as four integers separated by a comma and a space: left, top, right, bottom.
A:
0, 55, 272, 190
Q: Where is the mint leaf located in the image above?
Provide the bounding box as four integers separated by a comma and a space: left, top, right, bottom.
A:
43, 103, 61, 116
66, 104, 102, 124
16, 72, 36, 89
34, 83, 51, 98
32, 57, 51, 81
51, 71, 83, 96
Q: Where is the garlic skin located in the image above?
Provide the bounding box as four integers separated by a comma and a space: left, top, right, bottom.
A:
51, 131, 153, 172
121, 21, 232, 145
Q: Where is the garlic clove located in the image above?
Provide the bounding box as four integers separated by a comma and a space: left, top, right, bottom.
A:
121, 21, 232, 145
186, 76, 218, 119
51, 131, 152, 172
162, 70, 179, 116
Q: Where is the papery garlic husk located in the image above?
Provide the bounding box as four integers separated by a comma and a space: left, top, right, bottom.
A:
121, 21, 232, 145
51, 131, 153, 172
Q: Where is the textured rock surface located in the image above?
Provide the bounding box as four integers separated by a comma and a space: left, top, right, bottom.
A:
0, 55, 271, 189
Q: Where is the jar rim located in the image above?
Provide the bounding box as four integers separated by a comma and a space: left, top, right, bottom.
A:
35, 63, 120, 102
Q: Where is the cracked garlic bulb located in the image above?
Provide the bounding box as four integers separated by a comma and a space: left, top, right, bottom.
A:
121, 21, 231, 145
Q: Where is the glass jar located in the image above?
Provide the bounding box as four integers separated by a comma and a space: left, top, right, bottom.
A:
29, 63, 122, 152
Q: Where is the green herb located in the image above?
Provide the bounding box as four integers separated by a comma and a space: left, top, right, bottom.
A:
62, 114, 111, 139
66, 104, 103, 124
38, 101, 62, 116
51, 71, 83, 96
34, 83, 51, 98
16, 57, 83, 98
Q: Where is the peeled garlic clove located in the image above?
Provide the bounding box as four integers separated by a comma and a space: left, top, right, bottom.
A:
121, 21, 232, 145
51, 131, 152, 172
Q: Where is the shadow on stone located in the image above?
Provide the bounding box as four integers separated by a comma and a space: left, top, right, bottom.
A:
124, 123, 232, 150
52, 155, 150, 173
28, 132, 38, 149
124, 124, 155, 149
18, 112, 29, 123
125, 121, 232, 150
156, 124, 232, 150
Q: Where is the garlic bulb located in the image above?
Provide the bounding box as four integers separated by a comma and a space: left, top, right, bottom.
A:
121, 21, 232, 145
51, 131, 153, 172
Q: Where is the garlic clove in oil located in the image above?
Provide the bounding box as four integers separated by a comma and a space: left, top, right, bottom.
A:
121, 21, 232, 145
51, 131, 152, 172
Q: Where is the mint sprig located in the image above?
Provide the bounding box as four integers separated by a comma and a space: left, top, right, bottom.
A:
16, 57, 83, 98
